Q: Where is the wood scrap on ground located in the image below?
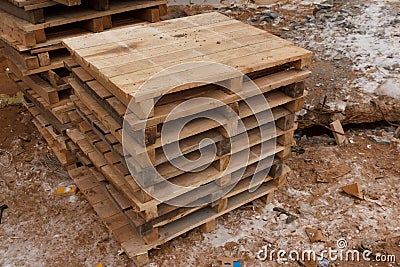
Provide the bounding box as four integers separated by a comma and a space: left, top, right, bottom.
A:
305, 227, 326, 243
341, 183, 364, 200
317, 163, 352, 183
330, 119, 348, 145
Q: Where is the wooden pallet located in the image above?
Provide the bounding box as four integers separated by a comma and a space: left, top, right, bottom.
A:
7, 59, 72, 105
1, 39, 70, 75
63, 12, 312, 110
69, 76, 301, 157
1, 0, 81, 24
7, 0, 140, 12
72, 91, 296, 166
68, 163, 286, 266
67, 109, 295, 199
64, 62, 302, 213
66, 109, 293, 214
7, 0, 56, 8
19, 88, 290, 265
21, 99, 77, 165
67, 59, 311, 126
66, 57, 309, 143
0, 0, 167, 47
8, 71, 74, 130
0, 1, 47, 24
69, 71, 305, 159
60, 13, 311, 224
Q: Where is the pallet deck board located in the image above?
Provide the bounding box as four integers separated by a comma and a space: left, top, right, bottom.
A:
63, 12, 312, 105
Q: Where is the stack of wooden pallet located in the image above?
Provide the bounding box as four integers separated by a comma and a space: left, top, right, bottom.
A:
0, 0, 168, 166
57, 12, 312, 265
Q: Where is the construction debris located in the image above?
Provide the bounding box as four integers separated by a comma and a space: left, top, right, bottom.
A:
18, 133, 31, 142
318, 259, 330, 267
218, 257, 242, 267
330, 119, 347, 145
394, 127, 400, 139
341, 183, 364, 200
273, 207, 298, 224
317, 163, 352, 183
55, 185, 78, 195
369, 135, 391, 145
305, 228, 326, 243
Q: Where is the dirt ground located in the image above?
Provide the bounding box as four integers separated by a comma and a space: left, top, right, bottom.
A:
1, 0, 399, 266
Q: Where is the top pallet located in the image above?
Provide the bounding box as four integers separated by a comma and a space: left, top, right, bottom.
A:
63, 12, 312, 106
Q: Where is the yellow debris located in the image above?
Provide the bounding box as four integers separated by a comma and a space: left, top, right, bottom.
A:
55, 185, 78, 195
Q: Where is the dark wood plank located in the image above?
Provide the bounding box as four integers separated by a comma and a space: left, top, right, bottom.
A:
0, 0, 44, 24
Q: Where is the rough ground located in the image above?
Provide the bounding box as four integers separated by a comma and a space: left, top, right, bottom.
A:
1, 0, 399, 266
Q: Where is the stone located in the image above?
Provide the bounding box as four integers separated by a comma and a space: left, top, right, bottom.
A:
18, 134, 31, 142
279, 214, 288, 221
260, 15, 274, 22
260, 10, 280, 20
101, 233, 110, 242
306, 15, 315, 21
269, 11, 280, 19
368, 135, 391, 145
